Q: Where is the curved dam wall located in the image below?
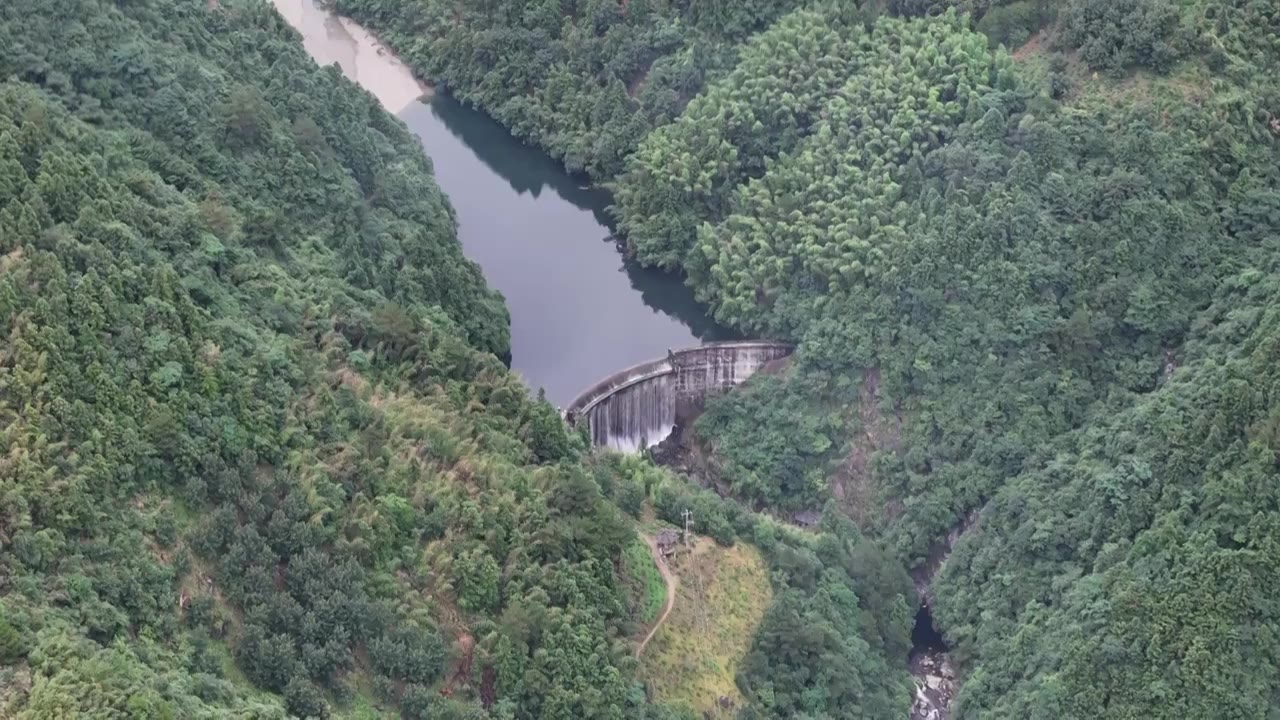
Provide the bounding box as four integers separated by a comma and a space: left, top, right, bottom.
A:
565, 341, 793, 453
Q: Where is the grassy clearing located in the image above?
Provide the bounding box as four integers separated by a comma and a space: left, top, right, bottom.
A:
638, 538, 771, 717
332, 680, 396, 720
1008, 24, 1214, 115
199, 638, 281, 710
621, 534, 668, 627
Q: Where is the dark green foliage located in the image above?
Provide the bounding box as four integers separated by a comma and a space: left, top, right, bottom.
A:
738, 512, 915, 719
1059, 0, 1188, 74
742, 589, 899, 717
887, 0, 1055, 48
1047, 52, 1072, 98
283, 676, 329, 720
525, 391, 578, 463
6, 0, 1280, 717
622, 1, 1277, 565
694, 376, 841, 512
974, 0, 1054, 48
0, 616, 28, 664
936, 251, 1280, 716
887, 0, 944, 16
654, 482, 739, 546
371, 623, 447, 684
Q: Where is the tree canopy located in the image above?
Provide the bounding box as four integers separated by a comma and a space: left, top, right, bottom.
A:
619, 1, 1280, 716
5, 0, 1280, 718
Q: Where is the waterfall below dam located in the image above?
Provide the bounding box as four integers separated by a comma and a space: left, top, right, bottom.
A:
583, 373, 677, 454
567, 342, 793, 453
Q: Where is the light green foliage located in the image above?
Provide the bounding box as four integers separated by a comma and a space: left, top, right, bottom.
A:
456, 549, 502, 613
616, 7, 871, 269
12, 624, 284, 719
637, 537, 770, 714
617, 9, 1015, 306
695, 19, 1008, 329
620, 537, 667, 627
0, 1, 509, 357
647, 472, 916, 719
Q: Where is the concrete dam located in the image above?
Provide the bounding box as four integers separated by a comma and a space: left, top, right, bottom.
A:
564, 341, 793, 452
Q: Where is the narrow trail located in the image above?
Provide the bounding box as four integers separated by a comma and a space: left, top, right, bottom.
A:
636, 533, 678, 659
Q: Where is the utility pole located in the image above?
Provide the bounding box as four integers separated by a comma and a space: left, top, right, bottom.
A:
681, 508, 693, 545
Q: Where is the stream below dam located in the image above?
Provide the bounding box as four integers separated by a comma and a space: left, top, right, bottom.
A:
271, 0, 732, 406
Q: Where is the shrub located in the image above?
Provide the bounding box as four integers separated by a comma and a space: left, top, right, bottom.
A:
1059, 0, 1187, 74
284, 676, 329, 719
0, 617, 28, 664
371, 623, 447, 684
1048, 53, 1072, 98
976, 0, 1054, 48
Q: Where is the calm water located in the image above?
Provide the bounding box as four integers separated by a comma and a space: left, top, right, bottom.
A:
272, 0, 731, 405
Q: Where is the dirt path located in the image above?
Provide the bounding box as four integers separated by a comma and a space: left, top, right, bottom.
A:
635, 534, 678, 658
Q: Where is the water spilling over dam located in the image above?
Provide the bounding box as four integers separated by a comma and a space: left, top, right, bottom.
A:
565, 342, 793, 452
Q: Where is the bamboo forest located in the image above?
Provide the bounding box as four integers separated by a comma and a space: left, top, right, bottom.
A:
1, 0, 1279, 719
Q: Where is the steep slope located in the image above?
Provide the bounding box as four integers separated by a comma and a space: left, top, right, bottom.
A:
0, 1, 637, 717
636, 536, 770, 716
613, 0, 1280, 717
936, 245, 1280, 716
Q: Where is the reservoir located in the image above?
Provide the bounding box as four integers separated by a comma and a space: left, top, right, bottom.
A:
271, 0, 730, 406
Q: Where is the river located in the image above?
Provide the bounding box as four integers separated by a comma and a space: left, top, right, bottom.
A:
270, 0, 731, 406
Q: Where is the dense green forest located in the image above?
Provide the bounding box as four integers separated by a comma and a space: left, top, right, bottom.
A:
335, 0, 1280, 716
622, 0, 1280, 716
0, 1, 915, 718
4, 0, 1280, 717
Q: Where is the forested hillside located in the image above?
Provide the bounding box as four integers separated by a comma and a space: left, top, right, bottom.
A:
615, 0, 1280, 716
616, 0, 1262, 550
0, 1, 916, 718
935, 246, 1280, 716
5, 0, 1280, 716
333, 0, 1280, 715
0, 0, 612, 716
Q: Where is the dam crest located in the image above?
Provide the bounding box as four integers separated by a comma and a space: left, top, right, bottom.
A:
564, 341, 793, 453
